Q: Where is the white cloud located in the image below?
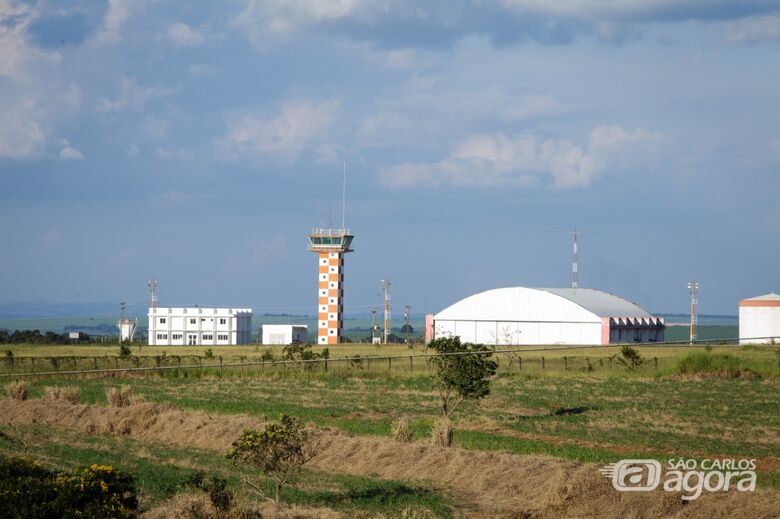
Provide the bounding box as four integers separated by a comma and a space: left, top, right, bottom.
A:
379, 126, 664, 189
166, 22, 205, 48
98, 77, 175, 112
126, 144, 141, 156
59, 141, 84, 160
95, 0, 134, 43
220, 99, 339, 161
189, 64, 218, 77
0, 97, 45, 159
726, 14, 780, 44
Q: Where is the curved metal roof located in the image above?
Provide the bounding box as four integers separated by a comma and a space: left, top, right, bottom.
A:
435, 287, 653, 322
538, 288, 652, 318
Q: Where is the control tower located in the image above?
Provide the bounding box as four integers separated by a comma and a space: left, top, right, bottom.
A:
308, 228, 353, 344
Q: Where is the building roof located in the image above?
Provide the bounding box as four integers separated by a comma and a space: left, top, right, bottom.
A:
538, 288, 652, 318
741, 292, 780, 302
434, 287, 654, 323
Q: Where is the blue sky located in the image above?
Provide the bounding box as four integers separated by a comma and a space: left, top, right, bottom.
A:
1, 0, 779, 316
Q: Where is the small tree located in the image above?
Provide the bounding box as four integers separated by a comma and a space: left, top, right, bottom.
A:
427, 337, 497, 420
226, 414, 317, 505
616, 344, 644, 370
118, 344, 131, 359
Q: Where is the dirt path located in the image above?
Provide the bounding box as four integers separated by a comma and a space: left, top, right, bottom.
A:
1, 398, 777, 518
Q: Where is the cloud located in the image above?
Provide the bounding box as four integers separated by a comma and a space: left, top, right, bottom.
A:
219, 99, 339, 162
379, 126, 664, 189
726, 14, 780, 43
59, 141, 84, 160
189, 64, 218, 77
231, 0, 780, 49
126, 144, 140, 156
97, 77, 175, 112
95, 0, 134, 43
0, 99, 45, 159
166, 22, 205, 48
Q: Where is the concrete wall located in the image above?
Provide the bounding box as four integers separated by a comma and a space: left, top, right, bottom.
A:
262, 325, 308, 345
740, 305, 780, 344
148, 307, 252, 346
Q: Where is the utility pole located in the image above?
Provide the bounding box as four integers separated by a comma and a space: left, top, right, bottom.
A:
404, 304, 411, 345
370, 306, 378, 344
381, 279, 392, 344
147, 280, 158, 309
688, 281, 699, 344
119, 302, 126, 344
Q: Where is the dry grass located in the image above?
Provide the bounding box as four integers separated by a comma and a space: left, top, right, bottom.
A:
5, 380, 28, 400
430, 418, 452, 447
43, 386, 81, 404
106, 385, 135, 407
3, 398, 780, 518
391, 416, 414, 443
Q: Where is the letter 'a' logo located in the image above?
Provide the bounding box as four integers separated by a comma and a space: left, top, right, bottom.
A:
600, 460, 662, 491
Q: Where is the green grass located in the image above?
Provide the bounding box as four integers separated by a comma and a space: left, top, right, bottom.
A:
0, 423, 454, 517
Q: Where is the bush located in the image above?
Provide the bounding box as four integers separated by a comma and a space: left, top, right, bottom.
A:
615, 345, 644, 370
677, 352, 758, 378
427, 337, 497, 418
430, 418, 453, 447
6, 380, 28, 400
0, 456, 137, 519
391, 417, 413, 443
43, 386, 81, 405
226, 414, 318, 504
204, 348, 214, 359
118, 344, 132, 359
186, 472, 234, 512
106, 385, 134, 407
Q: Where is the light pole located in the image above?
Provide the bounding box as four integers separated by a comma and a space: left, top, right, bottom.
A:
688, 281, 699, 344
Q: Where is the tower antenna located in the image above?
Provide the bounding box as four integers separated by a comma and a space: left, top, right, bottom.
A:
342, 160, 347, 231
381, 279, 392, 344
572, 228, 579, 289
688, 281, 699, 344
147, 280, 158, 309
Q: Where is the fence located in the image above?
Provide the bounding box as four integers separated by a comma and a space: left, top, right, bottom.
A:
1, 338, 774, 379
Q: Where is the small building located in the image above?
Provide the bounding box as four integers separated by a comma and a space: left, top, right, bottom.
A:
262, 324, 308, 345
148, 307, 252, 346
427, 287, 664, 346
739, 293, 780, 344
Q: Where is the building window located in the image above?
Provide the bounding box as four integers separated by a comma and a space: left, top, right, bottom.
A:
202, 334, 213, 340
156, 333, 168, 340
159, 318, 166, 324
217, 334, 229, 341
219, 318, 227, 325
190, 318, 196, 324
172, 334, 182, 340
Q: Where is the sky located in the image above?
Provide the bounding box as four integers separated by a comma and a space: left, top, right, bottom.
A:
1, 0, 779, 317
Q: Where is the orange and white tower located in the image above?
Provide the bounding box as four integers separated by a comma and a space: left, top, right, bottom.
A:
308, 229, 353, 344
308, 162, 354, 345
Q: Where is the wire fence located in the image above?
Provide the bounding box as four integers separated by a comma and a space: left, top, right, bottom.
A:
0, 337, 777, 379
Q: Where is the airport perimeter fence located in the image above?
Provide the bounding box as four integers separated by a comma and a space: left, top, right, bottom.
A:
0, 337, 776, 379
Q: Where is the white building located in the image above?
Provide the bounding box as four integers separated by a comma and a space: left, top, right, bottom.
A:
262, 324, 308, 345
426, 287, 664, 346
148, 307, 252, 346
739, 293, 780, 344
117, 319, 138, 342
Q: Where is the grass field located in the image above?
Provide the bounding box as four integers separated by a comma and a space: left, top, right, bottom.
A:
1, 344, 779, 516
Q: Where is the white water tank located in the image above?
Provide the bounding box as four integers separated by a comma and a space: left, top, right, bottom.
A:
739, 293, 780, 344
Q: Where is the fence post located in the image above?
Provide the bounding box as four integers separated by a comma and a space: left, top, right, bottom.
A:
219, 356, 223, 376
388, 357, 392, 371
564, 356, 568, 371
518, 357, 522, 370
114, 357, 119, 370
654, 357, 658, 370
31, 357, 35, 373
324, 359, 328, 372
541, 356, 545, 370
409, 356, 413, 373
72, 357, 77, 371
93, 357, 98, 370
368, 358, 371, 370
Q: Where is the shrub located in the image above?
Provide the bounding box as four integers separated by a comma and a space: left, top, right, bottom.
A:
677, 352, 758, 378
6, 380, 28, 400
427, 337, 497, 419
186, 472, 234, 512
118, 344, 132, 359
430, 418, 453, 447
43, 386, 81, 405
204, 348, 214, 359
615, 345, 644, 370
106, 385, 134, 407
226, 414, 318, 505
260, 350, 275, 362
0, 456, 137, 519
390, 417, 413, 443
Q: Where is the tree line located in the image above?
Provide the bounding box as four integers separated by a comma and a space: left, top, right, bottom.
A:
0, 329, 91, 344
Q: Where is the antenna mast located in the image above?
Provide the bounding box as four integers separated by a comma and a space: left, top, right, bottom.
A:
147, 280, 158, 309
572, 228, 579, 288
688, 281, 699, 344
342, 160, 346, 231
381, 279, 392, 344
